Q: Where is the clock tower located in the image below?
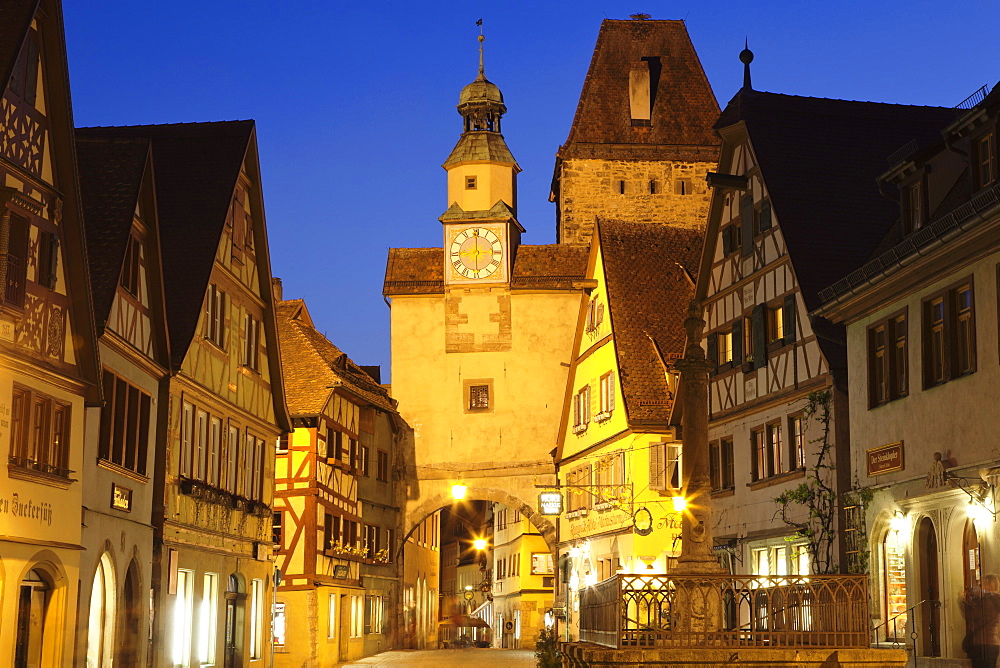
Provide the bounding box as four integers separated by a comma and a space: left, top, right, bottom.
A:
441, 34, 523, 285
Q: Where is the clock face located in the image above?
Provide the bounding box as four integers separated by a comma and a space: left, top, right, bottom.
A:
450, 227, 503, 279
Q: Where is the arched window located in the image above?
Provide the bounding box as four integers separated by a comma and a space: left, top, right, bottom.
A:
881, 527, 907, 641
87, 554, 117, 667
15, 569, 50, 668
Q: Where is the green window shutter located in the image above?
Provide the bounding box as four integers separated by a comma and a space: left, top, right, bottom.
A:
759, 200, 772, 231
751, 304, 767, 369
731, 319, 743, 364
707, 332, 718, 375
722, 226, 733, 256
741, 195, 754, 257
783, 294, 797, 344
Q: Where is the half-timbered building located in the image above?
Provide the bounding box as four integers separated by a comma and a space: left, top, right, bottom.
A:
556, 219, 699, 639
817, 83, 1000, 663
696, 58, 956, 577
75, 133, 170, 667
0, 2, 101, 665
76, 120, 291, 668
273, 296, 406, 666
551, 18, 720, 245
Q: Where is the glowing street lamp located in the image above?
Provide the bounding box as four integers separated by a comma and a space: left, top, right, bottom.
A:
451, 483, 468, 500
473, 538, 488, 550
672, 495, 688, 513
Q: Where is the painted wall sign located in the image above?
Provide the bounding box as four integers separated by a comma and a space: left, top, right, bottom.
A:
111, 483, 133, 512
333, 564, 349, 579
867, 442, 904, 476
539, 491, 563, 516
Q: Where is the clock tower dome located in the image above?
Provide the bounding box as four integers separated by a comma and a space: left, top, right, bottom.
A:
441, 33, 524, 285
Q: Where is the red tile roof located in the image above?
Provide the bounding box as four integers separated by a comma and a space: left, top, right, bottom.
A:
599, 220, 702, 424
558, 19, 720, 162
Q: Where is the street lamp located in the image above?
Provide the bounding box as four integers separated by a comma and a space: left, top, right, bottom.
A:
451, 483, 468, 500
473, 538, 488, 550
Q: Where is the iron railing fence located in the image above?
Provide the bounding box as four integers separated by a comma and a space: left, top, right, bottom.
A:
579, 573, 870, 649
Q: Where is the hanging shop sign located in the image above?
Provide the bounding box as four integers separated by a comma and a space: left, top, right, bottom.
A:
632, 507, 653, 536
539, 491, 563, 515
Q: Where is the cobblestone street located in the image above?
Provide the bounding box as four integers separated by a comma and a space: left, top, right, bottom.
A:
338, 648, 535, 667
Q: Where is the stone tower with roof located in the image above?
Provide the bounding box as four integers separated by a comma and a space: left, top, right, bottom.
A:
552, 18, 722, 245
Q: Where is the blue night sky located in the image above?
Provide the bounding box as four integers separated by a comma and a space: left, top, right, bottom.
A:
63, 1, 999, 379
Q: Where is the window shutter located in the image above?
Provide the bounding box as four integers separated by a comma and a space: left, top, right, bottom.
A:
741, 195, 754, 256
23, 37, 39, 104
783, 294, 797, 345
46, 234, 59, 289
721, 226, 733, 256
649, 443, 665, 491
759, 200, 772, 231
731, 320, 743, 365
751, 304, 767, 369
706, 332, 719, 375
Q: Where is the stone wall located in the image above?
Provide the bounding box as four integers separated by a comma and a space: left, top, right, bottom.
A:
557, 158, 714, 245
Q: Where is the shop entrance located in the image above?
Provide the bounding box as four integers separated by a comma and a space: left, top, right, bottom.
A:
916, 517, 941, 657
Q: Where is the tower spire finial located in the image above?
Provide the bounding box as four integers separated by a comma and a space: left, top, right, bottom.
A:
476, 19, 485, 77
739, 38, 754, 91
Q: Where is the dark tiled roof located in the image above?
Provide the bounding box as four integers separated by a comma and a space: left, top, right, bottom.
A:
443, 132, 517, 167
0, 0, 37, 94
276, 300, 395, 415
75, 135, 150, 327
383, 248, 444, 295
77, 121, 253, 368
599, 220, 701, 424
383, 244, 589, 295
717, 89, 957, 313
510, 244, 588, 289
558, 19, 720, 162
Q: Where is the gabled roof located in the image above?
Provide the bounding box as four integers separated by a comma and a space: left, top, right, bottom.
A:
76, 121, 254, 368
0, 0, 37, 94
714, 89, 957, 313
557, 19, 720, 162
382, 244, 588, 295
75, 135, 150, 328
599, 220, 701, 424
276, 299, 396, 415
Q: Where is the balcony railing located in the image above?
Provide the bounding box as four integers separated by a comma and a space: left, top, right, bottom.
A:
579, 573, 869, 649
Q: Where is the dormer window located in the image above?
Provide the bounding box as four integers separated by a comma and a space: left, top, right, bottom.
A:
975, 132, 997, 190
904, 181, 924, 234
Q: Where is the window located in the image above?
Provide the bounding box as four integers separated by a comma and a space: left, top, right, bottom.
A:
120, 234, 140, 296
351, 595, 364, 637
718, 330, 733, 365
585, 298, 604, 333
243, 313, 260, 370
173, 569, 194, 667
272, 511, 283, 546
9, 385, 71, 479
3, 213, 29, 307
348, 437, 359, 471
277, 433, 288, 454
720, 222, 741, 257
469, 384, 490, 411
649, 442, 667, 491
359, 445, 370, 477
904, 181, 924, 234
572, 385, 591, 433
789, 415, 805, 470
975, 132, 997, 190
376, 449, 389, 481
327, 594, 337, 639
226, 425, 239, 493
922, 280, 975, 387
649, 180, 658, 194
751, 428, 766, 481
273, 602, 286, 650
36, 230, 59, 290
882, 530, 907, 640
665, 444, 682, 490
365, 596, 384, 634
617, 180, 626, 194
595, 451, 625, 496
194, 410, 208, 481
674, 178, 692, 195
180, 403, 194, 478
204, 284, 226, 348
199, 573, 218, 665
868, 312, 908, 407
766, 422, 783, 477
767, 305, 784, 343
597, 372, 615, 419
208, 418, 221, 486
98, 370, 151, 476
567, 464, 592, 512
386, 528, 395, 563
466, 176, 477, 189
709, 438, 734, 490
250, 579, 264, 660
364, 524, 380, 560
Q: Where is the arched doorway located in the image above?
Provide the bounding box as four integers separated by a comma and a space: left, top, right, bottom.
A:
224, 574, 245, 668
916, 517, 941, 657
15, 569, 50, 668
86, 553, 117, 668
880, 525, 908, 641
116, 560, 142, 666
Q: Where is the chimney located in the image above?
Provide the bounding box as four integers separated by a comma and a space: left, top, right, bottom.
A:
272, 277, 283, 301
629, 60, 651, 125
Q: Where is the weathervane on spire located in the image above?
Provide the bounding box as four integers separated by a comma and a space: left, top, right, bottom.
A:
476, 18, 485, 76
